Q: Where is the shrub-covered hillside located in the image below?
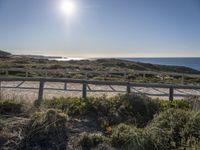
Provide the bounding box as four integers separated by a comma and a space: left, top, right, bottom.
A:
0, 57, 199, 74
0, 50, 11, 58
1, 94, 200, 150
1, 57, 200, 84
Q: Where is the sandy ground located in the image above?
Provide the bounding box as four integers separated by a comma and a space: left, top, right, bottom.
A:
0, 81, 200, 102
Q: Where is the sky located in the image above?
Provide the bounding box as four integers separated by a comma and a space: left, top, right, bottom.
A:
0, 0, 200, 57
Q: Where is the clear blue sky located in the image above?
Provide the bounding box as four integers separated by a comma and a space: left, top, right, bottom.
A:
0, 0, 200, 57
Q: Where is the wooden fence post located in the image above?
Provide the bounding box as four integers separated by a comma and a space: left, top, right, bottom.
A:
82, 82, 87, 98
65, 69, 68, 78
38, 81, 45, 101
143, 73, 146, 80
104, 73, 107, 80
127, 82, 131, 94
5, 70, 8, 76
64, 82, 67, 90
169, 87, 174, 101
25, 71, 28, 77
0, 81, 1, 100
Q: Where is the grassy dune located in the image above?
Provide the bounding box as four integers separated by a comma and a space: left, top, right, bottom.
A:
1, 58, 199, 73
0, 58, 200, 84
1, 94, 200, 150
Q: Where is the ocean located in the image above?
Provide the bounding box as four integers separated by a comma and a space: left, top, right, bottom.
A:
123, 58, 200, 71
50, 57, 200, 71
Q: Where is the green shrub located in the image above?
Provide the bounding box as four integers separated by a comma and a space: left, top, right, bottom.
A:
20, 109, 68, 150
79, 132, 108, 150
87, 96, 114, 115
160, 100, 191, 111
184, 111, 200, 148
148, 109, 190, 148
46, 94, 161, 128
111, 109, 199, 150
186, 96, 200, 111
0, 100, 23, 115
111, 124, 156, 150
111, 116, 200, 150
147, 109, 200, 149
46, 97, 88, 115
145, 126, 172, 150
109, 94, 161, 127
85, 94, 161, 127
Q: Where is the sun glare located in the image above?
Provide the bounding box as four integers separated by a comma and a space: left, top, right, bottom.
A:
60, 0, 77, 17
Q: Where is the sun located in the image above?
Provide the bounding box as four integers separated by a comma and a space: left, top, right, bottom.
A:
60, 0, 77, 17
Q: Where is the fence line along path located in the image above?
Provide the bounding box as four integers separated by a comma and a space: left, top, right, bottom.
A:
0, 77, 200, 103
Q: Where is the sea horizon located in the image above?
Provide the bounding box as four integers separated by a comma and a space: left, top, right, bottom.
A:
122, 57, 200, 71
49, 56, 200, 71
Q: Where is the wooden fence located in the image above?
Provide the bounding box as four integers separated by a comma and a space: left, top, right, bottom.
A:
0, 77, 200, 103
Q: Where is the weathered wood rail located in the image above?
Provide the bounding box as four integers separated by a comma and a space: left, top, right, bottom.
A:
0, 68, 200, 84
0, 77, 200, 103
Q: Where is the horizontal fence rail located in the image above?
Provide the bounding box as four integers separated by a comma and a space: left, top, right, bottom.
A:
0, 77, 200, 103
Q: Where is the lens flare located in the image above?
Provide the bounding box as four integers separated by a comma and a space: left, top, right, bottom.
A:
60, 0, 77, 16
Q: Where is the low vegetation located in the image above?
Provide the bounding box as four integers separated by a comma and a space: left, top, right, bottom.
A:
79, 132, 110, 150
0, 94, 200, 150
0, 57, 200, 84
46, 94, 161, 127
0, 100, 23, 115
20, 109, 68, 150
